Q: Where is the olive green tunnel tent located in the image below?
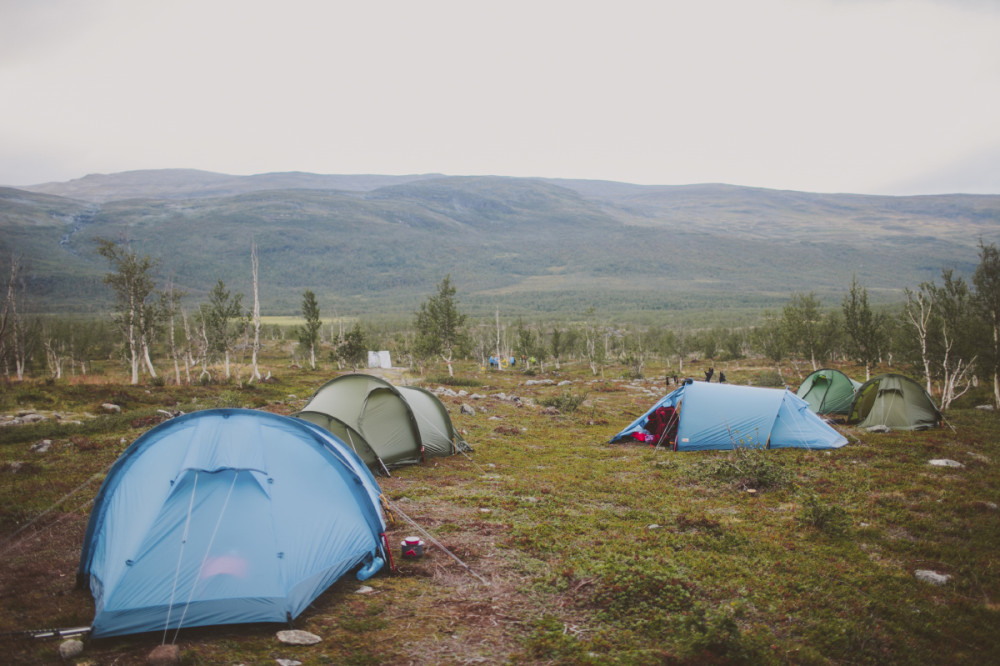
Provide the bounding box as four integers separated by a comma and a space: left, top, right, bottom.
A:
796, 368, 862, 416
294, 373, 470, 474
847, 373, 943, 431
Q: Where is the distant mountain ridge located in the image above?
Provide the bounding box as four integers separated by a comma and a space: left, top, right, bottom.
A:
3, 170, 999, 323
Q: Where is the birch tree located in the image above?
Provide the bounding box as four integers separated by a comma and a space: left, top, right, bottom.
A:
932, 270, 977, 409
201, 279, 245, 379
415, 275, 467, 377
973, 240, 1000, 408
97, 239, 162, 384
298, 289, 322, 370
842, 276, 886, 380
250, 241, 263, 382
903, 284, 935, 394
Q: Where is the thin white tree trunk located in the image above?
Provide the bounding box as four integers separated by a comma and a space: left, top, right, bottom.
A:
250, 241, 262, 382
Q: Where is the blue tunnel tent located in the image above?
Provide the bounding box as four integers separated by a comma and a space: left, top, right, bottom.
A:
610, 381, 848, 450
77, 409, 388, 639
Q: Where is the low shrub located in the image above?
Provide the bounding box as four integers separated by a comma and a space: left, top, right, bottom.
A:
539, 392, 588, 413
798, 492, 851, 534
428, 375, 483, 387
750, 370, 785, 387
692, 445, 792, 491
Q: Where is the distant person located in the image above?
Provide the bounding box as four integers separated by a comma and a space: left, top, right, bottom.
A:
719, 371, 726, 383
705, 368, 714, 382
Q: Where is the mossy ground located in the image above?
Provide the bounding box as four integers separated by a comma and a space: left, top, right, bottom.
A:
1, 357, 997, 664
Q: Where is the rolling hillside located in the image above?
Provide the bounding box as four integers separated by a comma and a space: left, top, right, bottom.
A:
3, 170, 999, 321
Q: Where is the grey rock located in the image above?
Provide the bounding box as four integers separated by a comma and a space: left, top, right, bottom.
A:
276, 629, 321, 645
914, 569, 951, 585
58, 639, 84, 660
147, 643, 181, 665
31, 439, 52, 453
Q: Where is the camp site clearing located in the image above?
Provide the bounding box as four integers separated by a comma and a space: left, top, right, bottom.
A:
1, 358, 998, 664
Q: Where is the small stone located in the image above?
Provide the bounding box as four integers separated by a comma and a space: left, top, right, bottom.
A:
975, 404, 995, 411
460, 403, 475, 416
929, 459, 964, 468
31, 439, 52, 453
915, 569, 951, 585
147, 643, 180, 665
276, 660, 303, 666
276, 629, 321, 645
102, 403, 121, 413
59, 639, 84, 659
355, 585, 374, 594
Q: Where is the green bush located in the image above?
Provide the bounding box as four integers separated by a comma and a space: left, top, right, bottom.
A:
428, 375, 482, 387
750, 370, 785, 387
798, 493, 851, 534
539, 392, 588, 413
692, 445, 792, 491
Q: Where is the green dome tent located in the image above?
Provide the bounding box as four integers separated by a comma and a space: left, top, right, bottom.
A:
295, 374, 470, 473
848, 373, 942, 431
796, 369, 862, 415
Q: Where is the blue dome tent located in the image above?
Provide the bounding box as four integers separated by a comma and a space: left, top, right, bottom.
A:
77, 409, 388, 639
610, 381, 847, 451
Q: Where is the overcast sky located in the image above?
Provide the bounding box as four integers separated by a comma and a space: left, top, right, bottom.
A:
2, 0, 999, 195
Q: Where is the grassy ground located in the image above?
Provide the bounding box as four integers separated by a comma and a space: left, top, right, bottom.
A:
0, 357, 997, 665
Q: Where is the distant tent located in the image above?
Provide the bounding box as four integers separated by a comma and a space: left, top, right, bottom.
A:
295, 374, 470, 472
77, 409, 388, 639
847, 373, 942, 431
796, 369, 862, 415
610, 381, 847, 451
367, 350, 392, 369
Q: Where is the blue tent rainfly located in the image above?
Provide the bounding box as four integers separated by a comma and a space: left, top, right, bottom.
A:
610, 380, 847, 451
77, 409, 388, 638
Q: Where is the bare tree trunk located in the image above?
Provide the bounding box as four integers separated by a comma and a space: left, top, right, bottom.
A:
44, 337, 62, 379
141, 335, 157, 379
199, 318, 211, 382
127, 290, 140, 384
181, 309, 193, 385
250, 241, 262, 382
904, 289, 934, 394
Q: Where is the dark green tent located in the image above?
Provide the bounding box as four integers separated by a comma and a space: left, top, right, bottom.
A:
848, 373, 942, 431
294, 373, 470, 473
797, 369, 861, 415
